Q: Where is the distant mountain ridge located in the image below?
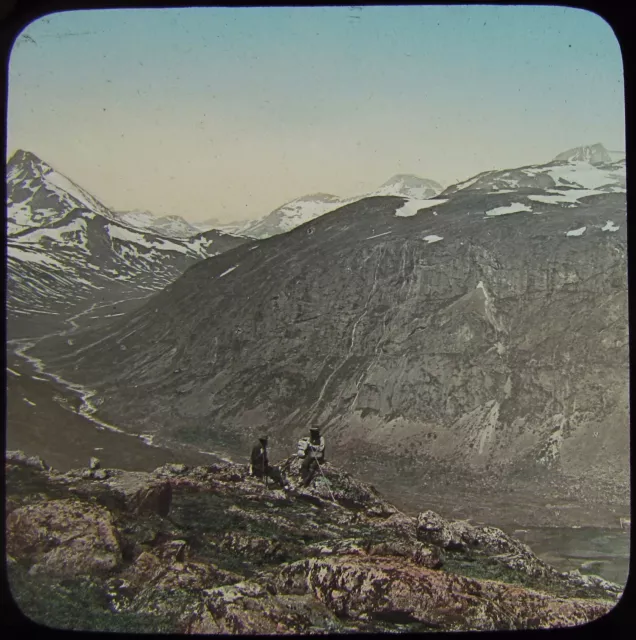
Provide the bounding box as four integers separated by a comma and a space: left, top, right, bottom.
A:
242, 174, 445, 239
113, 210, 205, 239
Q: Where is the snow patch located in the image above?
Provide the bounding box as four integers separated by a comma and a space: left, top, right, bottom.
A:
365, 231, 392, 240
423, 235, 443, 244
7, 245, 65, 268
107, 223, 190, 254
547, 162, 624, 191
485, 202, 532, 217
23, 398, 36, 407
219, 265, 238, 278
602, 220, 619, 232
566, 226, 587, 237
395, 198, 448, 217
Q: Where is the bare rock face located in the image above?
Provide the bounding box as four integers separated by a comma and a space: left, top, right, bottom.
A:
275, 555, 612, 630
6, 498, 122, 577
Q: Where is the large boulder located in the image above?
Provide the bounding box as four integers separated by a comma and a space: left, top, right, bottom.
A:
65, 470, 173, 517
275, 555, 612, 631
6, 498, 122, 577
6, 449, 50, 471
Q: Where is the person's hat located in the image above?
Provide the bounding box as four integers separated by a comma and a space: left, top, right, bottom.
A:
259, 434, 268, 442
309, 427, 320, 434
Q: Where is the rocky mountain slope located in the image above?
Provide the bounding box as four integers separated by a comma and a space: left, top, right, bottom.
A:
6, 451, 622, 634
242, 174, 444, 239
29, 151, 628, 516
6, 150, 248, 337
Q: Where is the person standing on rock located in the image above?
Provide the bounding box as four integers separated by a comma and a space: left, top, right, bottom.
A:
298, 427, 326, 487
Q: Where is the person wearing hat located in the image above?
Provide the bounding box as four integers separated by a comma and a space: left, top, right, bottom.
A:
297, 426, 326, 487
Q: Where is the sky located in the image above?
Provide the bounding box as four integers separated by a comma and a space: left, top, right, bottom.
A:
7, 5, 625, 224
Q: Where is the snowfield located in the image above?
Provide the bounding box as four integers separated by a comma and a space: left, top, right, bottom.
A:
395, 198, 448, 217
485, 202, 532, 217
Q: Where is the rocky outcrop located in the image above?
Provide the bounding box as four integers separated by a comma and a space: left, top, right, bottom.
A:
7, 499, 122, 578
6, 452, 622, 633
185, 581, 342, 635
415, 509, 624, 600
276, 555, 612, 631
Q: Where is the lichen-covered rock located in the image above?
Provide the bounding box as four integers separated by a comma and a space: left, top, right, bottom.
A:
305, 538, 368, 558
276, 556, 613, 630
6, 450, 29, 465
5, 455, 623, 634
415, 509, 622, 600
6, 498, 121, 577
219, 532, 285, 561
186, 581, 338, 635
375, 511, 418, 539
416, 510, 472, 550
153, 462, 189, 477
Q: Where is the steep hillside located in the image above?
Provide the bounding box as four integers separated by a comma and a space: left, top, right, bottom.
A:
30, 154, 628, 513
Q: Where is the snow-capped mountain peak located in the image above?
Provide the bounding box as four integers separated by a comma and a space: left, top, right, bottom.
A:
7, 149, 55, 181
553, 143, 612, 166
6, 150, 249, 333
243, 174, 445, 239
7, 148, 119, 233
372, 174, 444, 199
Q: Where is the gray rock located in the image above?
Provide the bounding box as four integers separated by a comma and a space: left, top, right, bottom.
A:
25, 455, 50, 471
89, 457, 101, 470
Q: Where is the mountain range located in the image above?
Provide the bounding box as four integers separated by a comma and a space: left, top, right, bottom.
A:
104, 174, 445, 241
6, 150, 247, 337
22, 143, 628, 518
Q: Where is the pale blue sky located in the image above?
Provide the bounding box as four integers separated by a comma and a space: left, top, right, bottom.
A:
8, 6, 625, 222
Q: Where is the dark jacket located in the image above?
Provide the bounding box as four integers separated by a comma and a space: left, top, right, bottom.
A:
250, 443, 269, 476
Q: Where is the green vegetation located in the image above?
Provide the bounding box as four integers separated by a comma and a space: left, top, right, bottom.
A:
442, 551, 614, 602
8, 562, 178, 633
